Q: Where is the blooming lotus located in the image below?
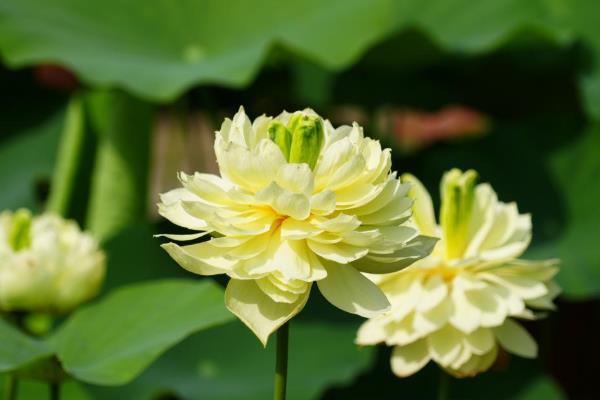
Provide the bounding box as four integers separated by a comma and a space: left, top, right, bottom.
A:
356, 169, 560, 377
0, 209, 106, 313
158, 107, 436, 344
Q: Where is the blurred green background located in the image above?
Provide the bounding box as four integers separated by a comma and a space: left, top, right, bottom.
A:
1, 1, 599, 399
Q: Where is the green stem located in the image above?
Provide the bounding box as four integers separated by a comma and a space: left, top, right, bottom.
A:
46, 94, 85, 217
438, 370, 450, 400
4, 374, 18, 400
49, 382, 60, 400
273, 322, 289, 400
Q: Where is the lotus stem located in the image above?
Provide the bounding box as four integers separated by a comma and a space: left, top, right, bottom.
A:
4, 375, 18, 400
49, 382, 60, 400
273, 322, 289, 400
438, 370, 450, 400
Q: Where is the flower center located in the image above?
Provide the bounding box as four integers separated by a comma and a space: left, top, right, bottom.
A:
422, 261, 463, 284
268, 112, 324, 170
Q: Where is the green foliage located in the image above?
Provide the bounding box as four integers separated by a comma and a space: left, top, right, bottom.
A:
530, 125, 600, 299
89, 320, 372, 400
0, 110, 62, 210
0, 0, 598, 119
0, 377, 92, 400
84, 90, 155, 242
0, 280, 233, 386
0, 319, 51, 372
46, 94, 85, 216
51, 279, 233, 385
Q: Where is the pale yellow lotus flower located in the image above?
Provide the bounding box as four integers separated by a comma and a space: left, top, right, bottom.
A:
158, 107, 436, 345
356, 169, 560, 377
0, 209, 106, 313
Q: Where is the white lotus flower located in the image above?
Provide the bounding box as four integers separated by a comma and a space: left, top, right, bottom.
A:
158, 107, 436, 345
0, 209, 106, 313
356, 169, 560, 377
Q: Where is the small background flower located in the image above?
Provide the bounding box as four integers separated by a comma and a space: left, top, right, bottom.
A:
357, 169, 560, 377
0, 209, 106, 313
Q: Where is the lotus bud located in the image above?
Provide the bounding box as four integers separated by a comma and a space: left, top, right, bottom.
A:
0, 211, 106, 313
268, 120, 292, 160
287, 113, 324, 170
440, 168, 477, 260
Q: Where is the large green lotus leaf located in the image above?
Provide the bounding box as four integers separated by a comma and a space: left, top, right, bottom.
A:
100, 224, 190, 292
51, 279, 233, 386
529, 125, 600, 299
1, 0, 599, 116
0, 0, 391, 101
0, 110, 62, 210
87, 320, 373, 400
84, 90, 155, 242
0, 319, 52, 373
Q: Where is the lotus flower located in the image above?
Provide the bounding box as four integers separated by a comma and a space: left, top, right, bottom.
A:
158, 107, 436, 345
356, 169, 560, 377
0, 209, 105, 313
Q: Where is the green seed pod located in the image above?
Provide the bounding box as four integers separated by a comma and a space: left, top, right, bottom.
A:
268, 120, 292, 160
288, 114, 324, 170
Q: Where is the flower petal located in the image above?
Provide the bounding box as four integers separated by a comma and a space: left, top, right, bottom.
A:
225, 279, 310, 346
161, 242, 232, 276
449, 288, 481, 333
493, 319, 537, 358
317, 262, 390, 318
255, 275, 308, 304
310, 190, 336, 215
280, 219, 322, 240
427, 324, 463, 366
153, 232, 210, 241
275, 163, 314, 195
352, 235, 437, 274
416, 275, 447, 312
307, 240, 368, 264
356, 316, 389, 345
463, 328, 495, 355
215, 138, 286, 193
179, 172, 233, 206
158, 188, 208, 230
401, 173, 437, 236
390, 340, 431, 377
256, 182, 310, 220
273, 239, 312, 280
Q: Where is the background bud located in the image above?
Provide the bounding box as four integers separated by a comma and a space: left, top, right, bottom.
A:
440, 169, 478, 260
0, 211, 106, 313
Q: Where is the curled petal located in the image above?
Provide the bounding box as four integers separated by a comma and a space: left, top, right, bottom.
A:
493, 319, 537, 358
256, 182, 310, 220
390, 340, 430, 377
161, 241, 235, 275
225, 279, 310, 346
317, 262, 390, 318
352, 235, 438, 274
